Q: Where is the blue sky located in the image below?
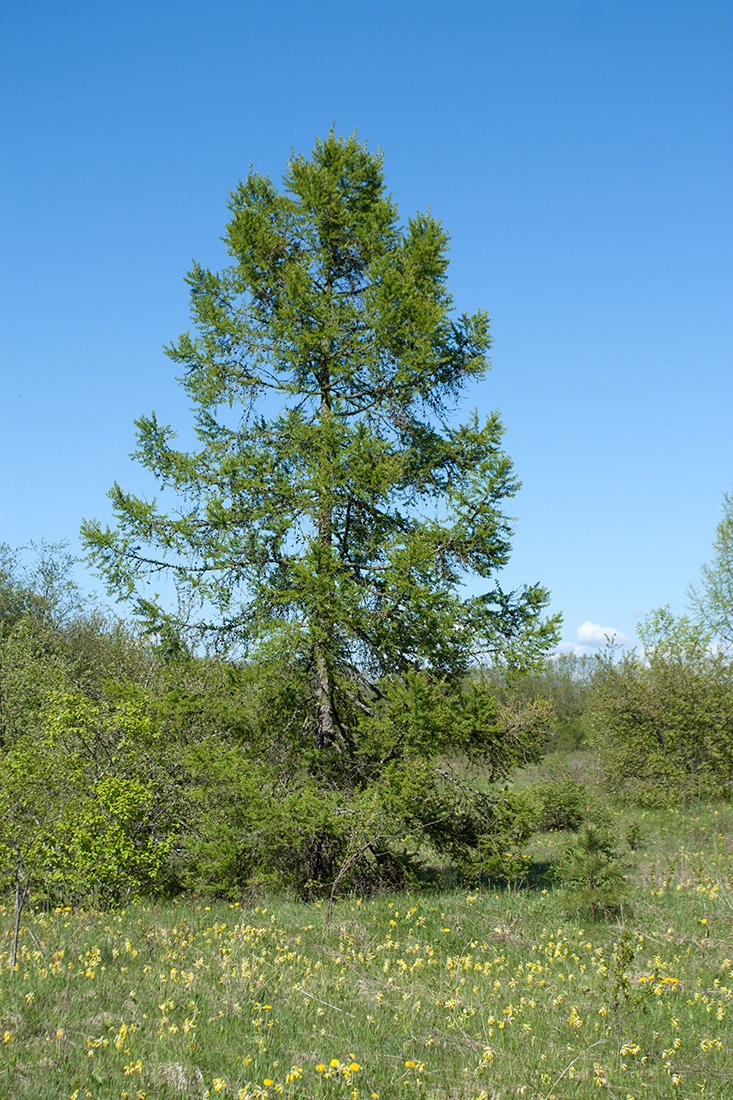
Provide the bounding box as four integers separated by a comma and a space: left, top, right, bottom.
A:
2, 0, 731, 653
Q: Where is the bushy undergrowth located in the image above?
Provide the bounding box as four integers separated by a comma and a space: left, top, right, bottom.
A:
2, 803, 733, 1100
532, 777, 591, 832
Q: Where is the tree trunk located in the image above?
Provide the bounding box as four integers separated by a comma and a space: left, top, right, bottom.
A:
315, 650, 335, 748
314, 347, 336, 748
11, 850, 29, 973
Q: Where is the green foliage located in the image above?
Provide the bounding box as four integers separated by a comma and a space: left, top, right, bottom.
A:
466, 786, 539, 882
0, 540, 80, 636
589, 608, 733, 806
542, 652, 596, 750
689, 488, 733, 647
77, 132, 560, 896
0, 541, 80, 748
625, 817, 645, 851
488, 650, 595, 751
0, 689, 176, 910
554, 807, 628, 920
81, 130, 559, 742
0, 542, 153, 751
0, 544, 181, 937
170, 660, 554, 898
0, 737, 72, 965
52, 773, 169, 904
534, 776, 590, 832
0, 537, 552, 905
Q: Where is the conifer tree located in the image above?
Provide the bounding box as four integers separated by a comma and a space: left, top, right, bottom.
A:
82, 132, 559, 753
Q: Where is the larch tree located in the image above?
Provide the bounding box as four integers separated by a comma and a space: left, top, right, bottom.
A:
82, 131, 558, 773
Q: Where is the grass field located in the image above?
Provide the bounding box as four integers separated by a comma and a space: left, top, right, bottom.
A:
2, 803, 733, 1100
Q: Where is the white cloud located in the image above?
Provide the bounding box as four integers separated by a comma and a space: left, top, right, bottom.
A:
576, 620, 630, 648
554, 622, 632, 658
556, 641, 592, 657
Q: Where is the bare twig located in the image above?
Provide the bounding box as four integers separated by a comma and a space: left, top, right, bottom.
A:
294, 986, 356, 1018
542, 1038, 606, 1100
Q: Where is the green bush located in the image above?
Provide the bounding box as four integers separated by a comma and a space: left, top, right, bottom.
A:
589, 609, 733, 807
466, 787, 540, 883
535, 777, 589, 831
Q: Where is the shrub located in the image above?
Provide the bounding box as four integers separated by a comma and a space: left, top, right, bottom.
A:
466, 787, 540, 883
535, 777, 589, 831
589, 609, 733, 807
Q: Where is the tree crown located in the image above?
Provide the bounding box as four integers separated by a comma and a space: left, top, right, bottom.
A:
82, 132, 559, 745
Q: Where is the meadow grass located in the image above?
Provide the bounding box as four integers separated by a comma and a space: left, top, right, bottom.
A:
1, 803, 732, 1100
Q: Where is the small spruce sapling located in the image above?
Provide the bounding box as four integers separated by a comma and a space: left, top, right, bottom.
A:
555, 804, 628, 920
